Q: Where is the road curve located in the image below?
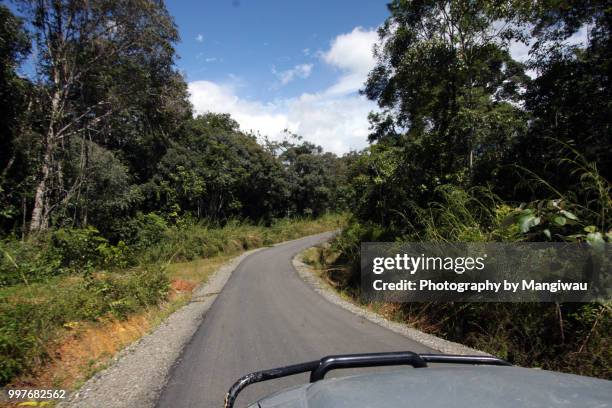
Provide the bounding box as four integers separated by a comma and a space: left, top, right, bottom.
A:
156, 232, 435, 408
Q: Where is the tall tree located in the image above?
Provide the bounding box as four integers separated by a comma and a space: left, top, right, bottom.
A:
517, 0, 612, 190
16, 0, 189, 232
0, 5, 31, 230
364, 0, 529, 186
145, 114, 290, 222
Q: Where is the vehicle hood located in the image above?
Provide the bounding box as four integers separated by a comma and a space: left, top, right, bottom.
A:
252, 366, 612, 408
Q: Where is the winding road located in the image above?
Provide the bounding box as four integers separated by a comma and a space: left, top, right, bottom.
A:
156, 232, 434, 408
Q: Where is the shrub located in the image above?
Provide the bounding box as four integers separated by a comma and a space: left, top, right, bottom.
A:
0, 266, 169, 384
52, 227, 107, 269
96, 240, 131, 269
0, 238, 62, 286
120, 213, 168, 249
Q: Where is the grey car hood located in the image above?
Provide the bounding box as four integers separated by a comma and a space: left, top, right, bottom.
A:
252, 366, 611, 408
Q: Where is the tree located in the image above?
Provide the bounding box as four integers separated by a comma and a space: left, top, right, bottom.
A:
15, 0, 189, 232
364, 0, 529, 188
514, 0, 612, 193
145, 113, 290, 222
355, 0, 531, 231
0, 5, 31, 232
272, 134, 346, 217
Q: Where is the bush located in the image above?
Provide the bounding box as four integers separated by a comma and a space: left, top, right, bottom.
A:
96, 240, 131, 269
0, 237, 62, 286
52, 227, 107, 269
119, 213, 168, 250
324, 180, 611, 378
0, 266, 168, 384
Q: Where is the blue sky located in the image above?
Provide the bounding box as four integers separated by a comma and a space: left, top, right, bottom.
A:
168, 1, 389, 100
9, 1, 588, 154
166, 0, 391, 153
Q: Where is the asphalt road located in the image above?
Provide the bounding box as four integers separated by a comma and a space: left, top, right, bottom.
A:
156, 232, 435, 408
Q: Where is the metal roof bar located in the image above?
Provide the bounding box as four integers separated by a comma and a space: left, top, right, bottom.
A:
224, 351, 511, 408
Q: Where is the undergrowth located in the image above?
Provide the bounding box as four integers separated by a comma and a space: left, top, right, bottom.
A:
313, 149, 611, 379
0, 214, 344, 385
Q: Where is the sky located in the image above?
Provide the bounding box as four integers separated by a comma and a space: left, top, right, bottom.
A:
166, 0, 390, 154
166, 1, 593, 155
9, 1, 588, 155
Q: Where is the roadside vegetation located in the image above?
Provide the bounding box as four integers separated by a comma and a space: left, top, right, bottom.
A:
0, 214, 344, 388
307, 1, 611, 379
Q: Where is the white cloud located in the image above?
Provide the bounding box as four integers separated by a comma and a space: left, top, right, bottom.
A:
272, 63, 313, 85
189, 80, 373, 154
284, 92, 374, 153
188, 27, 380, 154
189, 80, 293, 139
205, 57, 220, 63
303, 48, 310, 56
321, 26, 378, 95
567, 25, 589, 47
195, 34, 204, 43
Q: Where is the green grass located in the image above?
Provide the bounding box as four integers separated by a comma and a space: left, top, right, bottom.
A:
0, 214, 345, 386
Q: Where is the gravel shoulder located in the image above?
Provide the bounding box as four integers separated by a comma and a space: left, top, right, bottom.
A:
60, 247, 265, 408
293, 251, 489, 356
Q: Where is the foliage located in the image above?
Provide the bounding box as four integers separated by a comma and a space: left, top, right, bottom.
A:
118, 213, 168, 250
0, 215, 342, 384
0, 237, 61, 286
51, 227, 108, 270
323, 0, 612, 379
144, 114, 292, 222
326, 155, 611, 377
271, 133, 350, 217
0, 1, 349, 238
0, 266, 168, 384
0, 4, 32, 232
364, 0, 529, 199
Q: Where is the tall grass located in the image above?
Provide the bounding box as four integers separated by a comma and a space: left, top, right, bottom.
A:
0, 214, 344, 385
322, 148, 611, 378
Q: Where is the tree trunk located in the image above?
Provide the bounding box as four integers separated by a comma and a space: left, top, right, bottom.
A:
29, 137, 53, 232
30, 60, 63, 233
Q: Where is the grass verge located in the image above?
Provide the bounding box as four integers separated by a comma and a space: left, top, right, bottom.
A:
0, 214, 345, 403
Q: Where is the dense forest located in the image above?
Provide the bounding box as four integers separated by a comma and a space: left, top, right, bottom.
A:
318, 0, 611, 378
0, 1, 350, 238
0, 0, 610, 385
0, 0, 350, 385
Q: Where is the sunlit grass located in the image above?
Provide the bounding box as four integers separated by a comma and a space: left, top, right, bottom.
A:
0, 214, 345, 393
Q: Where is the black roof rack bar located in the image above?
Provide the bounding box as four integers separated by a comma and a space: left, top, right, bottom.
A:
224, 351, 511, 408
309, 351, 426, 382
419, 354, 512, 366
224, 360, 319, 408
420, 353, 512, 366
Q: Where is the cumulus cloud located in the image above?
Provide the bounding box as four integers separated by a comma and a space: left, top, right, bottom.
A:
195, 34, 204, 43
272, 63, 313, 85
189, 27, 379, 154
321, 26, 378, 95
188, 80, 374, 154
284, 92, 375, 153
189, 80, 294, 139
